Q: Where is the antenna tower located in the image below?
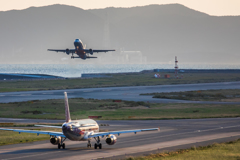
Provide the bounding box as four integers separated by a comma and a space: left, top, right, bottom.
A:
175, 56, 178, 79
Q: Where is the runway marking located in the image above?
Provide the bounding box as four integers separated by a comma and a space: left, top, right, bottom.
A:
10, 94, 32, 96
102, 89, 111, 91
21, 94, 31, 96
42, 92, 53, 94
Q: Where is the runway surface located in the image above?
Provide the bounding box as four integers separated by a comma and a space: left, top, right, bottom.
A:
0, 118, 240, 160
1, 81, 240, 103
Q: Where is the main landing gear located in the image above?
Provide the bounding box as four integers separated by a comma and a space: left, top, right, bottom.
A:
58, 138, 66, 149
94, 136, 102, 149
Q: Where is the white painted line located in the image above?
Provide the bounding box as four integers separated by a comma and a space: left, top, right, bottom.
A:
42, 92, 53, 94
102, 89, 111, 91
11, 94, 32, 96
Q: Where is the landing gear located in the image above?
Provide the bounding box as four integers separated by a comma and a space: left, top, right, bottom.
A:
58, 137, 66, 149
71, 53, 75, 59
87, 140, 91, 148
94, 136, 102, 149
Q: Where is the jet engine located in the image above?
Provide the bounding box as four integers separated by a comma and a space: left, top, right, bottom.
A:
105, 134, 117, 145
50, 136, 61, 145
89, 49, 93, 55
66, 48, 70, 55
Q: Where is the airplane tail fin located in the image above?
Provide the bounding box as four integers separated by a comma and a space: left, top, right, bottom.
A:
64, 92, 71, 123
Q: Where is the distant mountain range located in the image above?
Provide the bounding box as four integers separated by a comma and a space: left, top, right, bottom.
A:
0, 4, 239, 64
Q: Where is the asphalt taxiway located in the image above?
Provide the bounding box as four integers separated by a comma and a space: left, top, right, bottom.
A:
0, 118, 240, 160
0, 81, 240, 103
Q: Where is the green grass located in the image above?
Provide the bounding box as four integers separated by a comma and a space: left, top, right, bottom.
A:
1, 72, 240, 92
1, 98, 240, 120
142, 89, 240, 102
0, 128, 62, 146
127, 139, 240, 160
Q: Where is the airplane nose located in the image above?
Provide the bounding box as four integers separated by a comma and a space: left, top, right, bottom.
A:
74, 39, 80, 43
62, 124, 70, 130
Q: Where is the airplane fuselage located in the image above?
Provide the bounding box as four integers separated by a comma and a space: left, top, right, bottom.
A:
74, 39, 87, 59
62, 119, 99, 141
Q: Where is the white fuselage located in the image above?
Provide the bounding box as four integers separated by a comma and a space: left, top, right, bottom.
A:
62, 119, 99, 141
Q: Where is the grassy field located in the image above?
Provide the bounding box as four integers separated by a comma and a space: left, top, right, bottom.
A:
1, 98, 240, 120
1, 72, 240, 92
0, 127, 61, 146
142, 89, 240, 102
127, 139, 240, 160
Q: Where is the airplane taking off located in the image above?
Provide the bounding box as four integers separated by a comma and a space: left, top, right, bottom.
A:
0, 92, 159, 149
48, 39, 115, 60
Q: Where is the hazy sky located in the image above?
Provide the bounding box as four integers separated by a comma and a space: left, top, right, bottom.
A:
1, 0, 240, 16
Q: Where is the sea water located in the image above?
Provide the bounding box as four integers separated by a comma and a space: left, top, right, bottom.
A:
0, 64, 239, 78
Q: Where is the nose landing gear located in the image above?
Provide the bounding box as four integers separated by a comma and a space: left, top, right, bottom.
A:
71, 53, 75, 59
87, 140, 91, 148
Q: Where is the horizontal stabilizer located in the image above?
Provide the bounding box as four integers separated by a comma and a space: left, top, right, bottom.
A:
86, 56, 97, 58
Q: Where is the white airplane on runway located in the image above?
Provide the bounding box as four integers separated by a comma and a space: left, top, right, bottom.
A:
0, 92, 159, 149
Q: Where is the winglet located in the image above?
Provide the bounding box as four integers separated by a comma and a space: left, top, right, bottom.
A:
64, 92, 71, 123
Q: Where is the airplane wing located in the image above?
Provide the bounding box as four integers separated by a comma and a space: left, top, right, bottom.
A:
84, 49, 115, 53
93, 49, 115, 53
88, 128, 159, 138
34, 124, 96, 128
48, 49, 75, 53
0, 128, 65, 137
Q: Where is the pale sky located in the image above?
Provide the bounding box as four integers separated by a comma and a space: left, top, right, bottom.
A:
1, 0, 240, 16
